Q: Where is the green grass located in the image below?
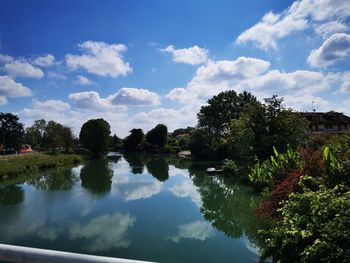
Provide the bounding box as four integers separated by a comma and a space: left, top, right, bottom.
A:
0, 153, 84, 180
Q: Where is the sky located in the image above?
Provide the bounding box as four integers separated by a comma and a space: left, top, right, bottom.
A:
0, 0, 350, 137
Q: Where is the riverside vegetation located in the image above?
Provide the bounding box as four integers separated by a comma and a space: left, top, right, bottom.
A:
1, 89, 350, 262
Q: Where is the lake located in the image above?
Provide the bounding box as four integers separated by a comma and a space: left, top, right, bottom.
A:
0, 153, 267, 263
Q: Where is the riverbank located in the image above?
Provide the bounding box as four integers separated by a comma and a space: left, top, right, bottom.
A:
0, 153, 84, 180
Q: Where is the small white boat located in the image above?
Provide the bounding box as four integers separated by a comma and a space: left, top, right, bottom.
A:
206, 167, 223, 174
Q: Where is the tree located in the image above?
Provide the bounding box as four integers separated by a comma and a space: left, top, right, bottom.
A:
110, 134, 122, 150
145, 124, 168, 149
197, 90, 257, 135
0, 113, 24, 152
228, 96, 307, 162
24, 119, 46, 150
42, 121, 65, 153
79, 119, 111, 156
123, 128, 144, 151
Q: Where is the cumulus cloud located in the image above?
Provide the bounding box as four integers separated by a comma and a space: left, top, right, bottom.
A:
69, 213, 135, 252
31, 54, 55, 67
69, 91, 121, 111
31, 99, 71, 112
0, 75, 32, 105
3, 60, 44, 78
66, 41, 132, 77
76, 75, 95, 85
236, 0, 350, 49
0, 54, 14, 63
307, 33, 350, 67
166, 57, 270, 104
161, 45, 209, 65
314, 21, 349, 38
111, 87, 161, 106
169, 221, 215, 243
69, 87, 159, 111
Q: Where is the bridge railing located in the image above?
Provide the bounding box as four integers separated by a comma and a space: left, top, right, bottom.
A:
0, 244, 156, 263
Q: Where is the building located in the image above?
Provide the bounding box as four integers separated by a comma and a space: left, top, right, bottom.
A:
301, 111, 350, 134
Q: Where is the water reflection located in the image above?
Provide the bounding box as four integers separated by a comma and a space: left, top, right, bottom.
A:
28, 169, 79, 191
169, 220, 214, 243
146, 157, 169, 182
191, 173, 265, 244
80, 159, 113, 195
123, 153, 145, 174
0, 184, 24, 206
69, 212, 136, 252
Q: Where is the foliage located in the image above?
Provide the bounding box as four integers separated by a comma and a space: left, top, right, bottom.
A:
145, 123, 168, 149
329, 129, 350, 161
79, 118, 111, 156
228, 96, 308, 162
24, 119, 46, 150
248, 147, 304, 189
123, 128, 144, 151
197, 90, 257, 136
0, 113, 24, 151
223, 159, 237, 175
110, 134, 122, 150
260, 185, 350, 263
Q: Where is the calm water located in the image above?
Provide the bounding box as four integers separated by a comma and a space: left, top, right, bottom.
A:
0, 153, 266, 263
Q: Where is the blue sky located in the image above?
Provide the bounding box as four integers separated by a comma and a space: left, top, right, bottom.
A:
0, 0, 350, 137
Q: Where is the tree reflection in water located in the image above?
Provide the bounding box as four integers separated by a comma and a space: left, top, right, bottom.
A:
28, 169, 79, 191
0, 184, 24, 206
80, 159, 114, 195
168, 158, 269, 249
146, 157, 169, 182
123, 153, 145, 174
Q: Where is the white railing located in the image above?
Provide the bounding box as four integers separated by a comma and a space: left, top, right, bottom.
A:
0, 244, 156, 263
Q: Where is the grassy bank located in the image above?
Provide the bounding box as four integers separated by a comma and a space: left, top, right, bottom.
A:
0, 153, 84, 180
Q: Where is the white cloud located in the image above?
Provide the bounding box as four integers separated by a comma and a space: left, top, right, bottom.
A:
161, 45, 209, 65
236, 0, 350, 50
169, 221, 215, 243
307, 33, 350, 67
0, 96, 7, 105
114, 179, 163, 201
0, 75, 32, 105
31, 99, 71, 112
3, 60, 44, 78
48, 71, 67, 80
314, 21, 349, 38
0, 54, 14, 63
76, 75, 95, 86
69, 91, 122, 111
236, 10, 308, 50
111, 87, 161, 106
69, 213, 135, 252
66, 41, 132, 77
32, 54, 55, 67
131, 104, 199, 132
166, 57, 270, 104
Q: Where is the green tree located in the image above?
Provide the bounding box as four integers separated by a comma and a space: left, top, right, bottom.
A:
0, 113, 24, 152
123, 128, 144, 151
79, 118, 111, 157
24, 119, 46, 150
145, 124, 168, 149
42, 121, 65, 153
197, 90, 257, 135
228, 96, 307, 162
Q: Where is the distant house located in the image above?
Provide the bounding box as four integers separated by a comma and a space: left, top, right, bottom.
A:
301, 112, 350, 134
19, 144, 33, 154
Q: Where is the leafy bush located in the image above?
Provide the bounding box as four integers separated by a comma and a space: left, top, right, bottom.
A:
248, 147, 303, 189
223, 159, 237, 175
259, 185, 350, 263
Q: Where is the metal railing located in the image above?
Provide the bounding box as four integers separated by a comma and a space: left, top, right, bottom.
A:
0, 244, 156, 263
